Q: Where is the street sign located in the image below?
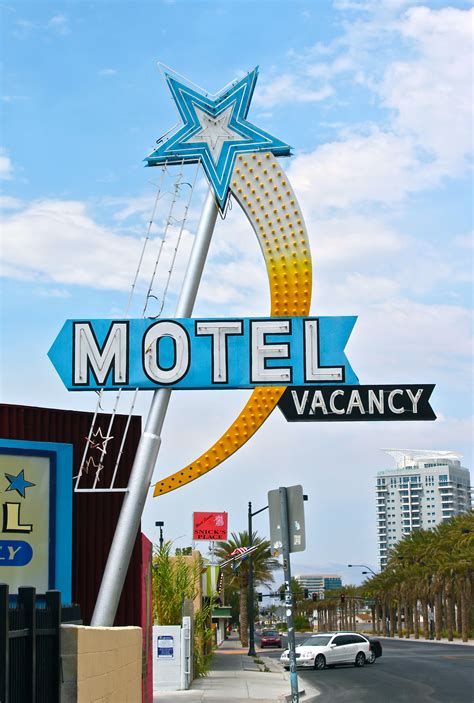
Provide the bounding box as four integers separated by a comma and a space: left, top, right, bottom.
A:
49, 316, 357, 392
268, 485, 306, 555
277, 385, 436, 421
193, 511, 228, 540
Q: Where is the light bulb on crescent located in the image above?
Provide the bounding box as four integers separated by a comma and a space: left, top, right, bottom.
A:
153, 151, 312, 496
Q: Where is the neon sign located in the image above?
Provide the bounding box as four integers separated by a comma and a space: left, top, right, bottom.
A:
49, 316, 357, 391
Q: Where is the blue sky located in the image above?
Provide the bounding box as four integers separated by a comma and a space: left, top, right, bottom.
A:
1, 0, 473, 582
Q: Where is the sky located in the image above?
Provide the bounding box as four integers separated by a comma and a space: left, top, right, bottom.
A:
1, 0, 473, 585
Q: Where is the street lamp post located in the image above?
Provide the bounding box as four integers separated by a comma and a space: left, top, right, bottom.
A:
347, 563, 377, 577
247, 501, 269, 657
348, 563, 382, 634
155, 521, 164, 549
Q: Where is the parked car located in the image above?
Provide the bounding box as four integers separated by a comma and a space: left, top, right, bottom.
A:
280, 632, 371, 670
366, 637, 383, 664
260, 630, 283, 648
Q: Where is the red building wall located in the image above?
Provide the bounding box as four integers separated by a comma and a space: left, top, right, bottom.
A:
0, 402, 145, 626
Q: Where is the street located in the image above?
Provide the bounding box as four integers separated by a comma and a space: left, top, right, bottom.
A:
260, 635, 474, 702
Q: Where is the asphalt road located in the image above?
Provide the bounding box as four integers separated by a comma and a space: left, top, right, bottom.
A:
259, 635, 474, 703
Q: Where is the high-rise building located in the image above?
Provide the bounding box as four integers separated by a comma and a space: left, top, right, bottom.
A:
295, 574, 342, 598
376, 449, 472, 569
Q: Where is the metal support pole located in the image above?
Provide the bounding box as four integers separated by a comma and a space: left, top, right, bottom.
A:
279, 487, 299, 703
91, 190, 219, 626
247, 501, 256, 656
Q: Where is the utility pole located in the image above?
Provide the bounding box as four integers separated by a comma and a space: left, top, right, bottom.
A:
247, 501, 269, 657
279, 487, 299, 703
248, 502, 255, 657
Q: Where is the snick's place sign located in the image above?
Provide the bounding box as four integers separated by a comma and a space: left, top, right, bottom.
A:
48, 316, 358, 391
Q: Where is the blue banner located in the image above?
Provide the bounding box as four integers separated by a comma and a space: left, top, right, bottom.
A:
48, 316, 358, 391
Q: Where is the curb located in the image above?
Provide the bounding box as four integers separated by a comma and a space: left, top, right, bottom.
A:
377, 636, 474, 647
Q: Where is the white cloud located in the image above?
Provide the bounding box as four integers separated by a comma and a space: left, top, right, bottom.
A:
1, 199, 147, 290
0, 198, 200, 312
253, 74, 333, 108
0, 195, 22, 209
308, 215, 405, 267
455, 231, 473, 250
48, 13, 70, 35
380, 6, 474, 172
288, 129, 436, 210
98, 68, 118, 77
34, 287, 71, 298
2, 95, 29, 103
349, 298, 473, 384
0, 150, 13, 180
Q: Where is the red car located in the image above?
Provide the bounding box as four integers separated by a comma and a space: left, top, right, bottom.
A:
260, 630, 282, 648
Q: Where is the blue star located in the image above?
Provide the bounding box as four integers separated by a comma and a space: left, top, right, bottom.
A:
4, 469, 36, 498
145, 67, 291, 211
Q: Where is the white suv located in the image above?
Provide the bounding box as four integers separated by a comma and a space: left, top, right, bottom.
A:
280, 632, 371, 670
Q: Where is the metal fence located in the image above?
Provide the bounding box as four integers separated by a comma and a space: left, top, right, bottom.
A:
0, 584, 81, 703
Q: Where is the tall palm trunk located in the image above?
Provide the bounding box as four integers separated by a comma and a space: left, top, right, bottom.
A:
381, 601, 387, 636
397, 595, 403, 638
460, 576, 472, 643
421, 599, 429, 639
413, 598, 420, 639
434, 589, 443, 640
445, 578, 454, 641
405, 599, 413, 640
456, 593, 463, 634
389, 603, 396, 637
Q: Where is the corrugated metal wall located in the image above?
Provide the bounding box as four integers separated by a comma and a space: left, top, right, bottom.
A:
0, 402, 144, 626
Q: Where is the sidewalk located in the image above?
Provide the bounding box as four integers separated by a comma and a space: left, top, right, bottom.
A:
153, 635, 320, 702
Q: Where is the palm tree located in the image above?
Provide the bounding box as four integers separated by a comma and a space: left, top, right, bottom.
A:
214, 531, 279, 647
362, 512, 474, 642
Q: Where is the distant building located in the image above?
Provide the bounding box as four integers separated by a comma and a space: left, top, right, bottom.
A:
376, 449, 472, 569
295, 574, 342, 598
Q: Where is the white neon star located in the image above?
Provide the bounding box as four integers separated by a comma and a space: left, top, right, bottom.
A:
188, 104, 246, 164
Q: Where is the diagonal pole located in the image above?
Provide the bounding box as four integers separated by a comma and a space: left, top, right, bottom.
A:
91, 189, 219, 626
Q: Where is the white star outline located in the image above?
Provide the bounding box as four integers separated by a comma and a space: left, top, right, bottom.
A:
85, 427, 114, 455
187, 104, 246, 165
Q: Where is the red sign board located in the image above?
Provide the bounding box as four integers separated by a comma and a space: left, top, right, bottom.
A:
193, 512, 228, 541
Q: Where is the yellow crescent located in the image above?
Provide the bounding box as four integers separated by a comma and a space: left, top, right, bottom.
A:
153, 150, 312, 496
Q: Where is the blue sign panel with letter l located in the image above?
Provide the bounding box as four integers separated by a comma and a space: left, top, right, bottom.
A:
48, 316, 358, 391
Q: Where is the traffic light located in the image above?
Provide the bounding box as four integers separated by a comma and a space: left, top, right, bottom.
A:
258, 593, 263, 603
312, 592, 318, 602
280, 591, 285, 602
304, 588, 309, 599
340, 594, 346, 604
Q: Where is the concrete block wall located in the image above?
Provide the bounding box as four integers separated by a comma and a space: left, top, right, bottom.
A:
61, 624, 142, 702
